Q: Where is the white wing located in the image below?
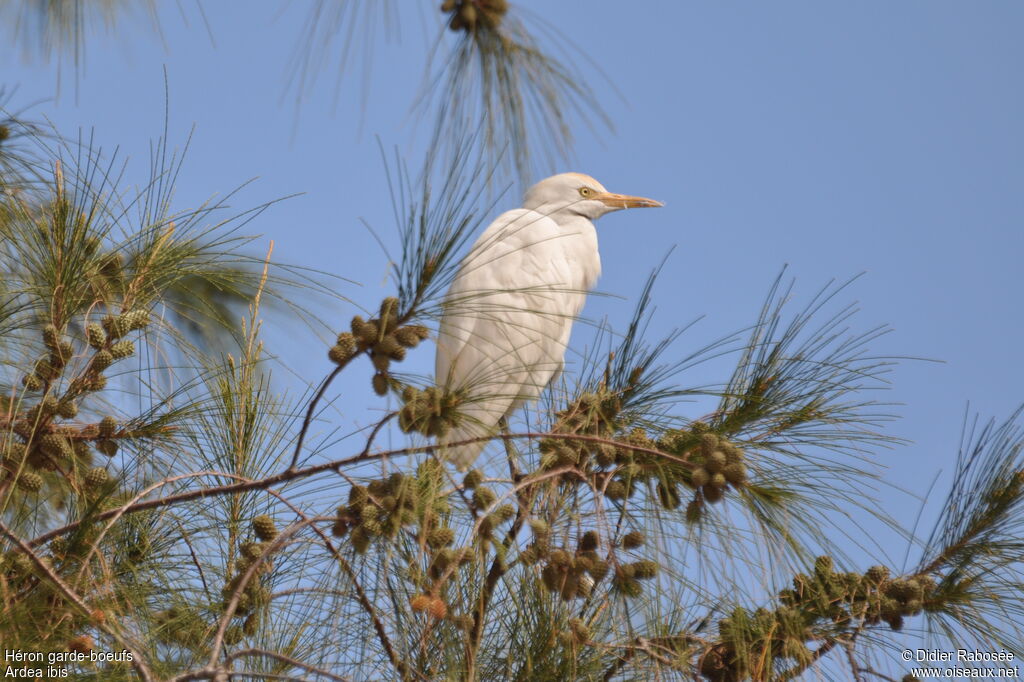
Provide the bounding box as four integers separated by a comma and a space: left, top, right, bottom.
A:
436, 208, 598, 468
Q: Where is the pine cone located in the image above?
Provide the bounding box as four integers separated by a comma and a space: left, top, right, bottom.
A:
110, 340, 135, 359
17, 471, 43, 492
252, 515, 278, 541
86, 323, 107, 349
98, 416, 118, 437
85, 467, 110, 488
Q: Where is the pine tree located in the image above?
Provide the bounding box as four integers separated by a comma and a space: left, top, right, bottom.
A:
1, 3, 1021, 681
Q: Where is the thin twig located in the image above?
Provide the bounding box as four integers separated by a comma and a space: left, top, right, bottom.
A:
204, 518, 330, 674
355, 411, 397, 460
288, 363, 346, 471
226, 647, 353, 682
30, 431, 679, 549
175, 484, 419, 682
844, 639, 866, 682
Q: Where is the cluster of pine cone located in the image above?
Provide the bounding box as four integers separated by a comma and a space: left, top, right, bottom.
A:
700, 557, 940, 682
535, 404, 754, 524
397, 386, 462, 438
218, 516, 278, 644
3, 312, 149, 494
685, 429, 749, 504
328, 298, 428, 396
156, 517, 277, 648
522, 524, 659, 601
332, 462, 459, 556
776, 557, 938, 632
538, 391, 624, 472
461, 468, 516, 539
441, 0, 508, 33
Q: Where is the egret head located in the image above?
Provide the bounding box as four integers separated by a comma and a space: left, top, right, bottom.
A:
523, 172, 663, 221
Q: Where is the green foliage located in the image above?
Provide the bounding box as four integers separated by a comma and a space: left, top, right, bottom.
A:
286, 0, 607, 187
0, 88, 48, 189
3, 4, 1021, 681
424, 0, 610, 187
916, 408, 1024, 653
0, 0, 159, 74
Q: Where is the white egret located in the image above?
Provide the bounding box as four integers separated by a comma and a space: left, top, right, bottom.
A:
435, 172, 663, 468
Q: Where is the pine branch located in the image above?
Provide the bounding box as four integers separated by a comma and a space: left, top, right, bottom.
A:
0, 518, 156, 682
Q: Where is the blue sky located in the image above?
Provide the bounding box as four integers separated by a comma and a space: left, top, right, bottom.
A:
4, 0, 1022, 584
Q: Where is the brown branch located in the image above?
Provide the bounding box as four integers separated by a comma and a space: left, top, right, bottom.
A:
289, 360, 351, 471
73, 470, 236, 570
844, 639, 866, 682
600, 632, 708, 681
29, 431, 680, 550
328, 532, 418, 682
226, 648, 353, 682
176, 510, 212, 599
602, 647, 636, 682
29, 464, 359, 549
919, 530, 975, 576
424, 464, 577, 605
600, 636, 685, 680
356, 411, 397, 460
288, 285, 426, 473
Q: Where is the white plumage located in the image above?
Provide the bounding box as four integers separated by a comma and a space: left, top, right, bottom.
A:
435, 172, 662, 468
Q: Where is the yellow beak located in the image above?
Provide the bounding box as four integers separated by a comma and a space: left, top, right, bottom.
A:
595, 192, 664, 209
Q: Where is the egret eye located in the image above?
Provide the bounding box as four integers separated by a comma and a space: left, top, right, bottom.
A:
579, 187, 594, 198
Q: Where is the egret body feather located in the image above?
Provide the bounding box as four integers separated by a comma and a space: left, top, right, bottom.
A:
435, 173, 662, 468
